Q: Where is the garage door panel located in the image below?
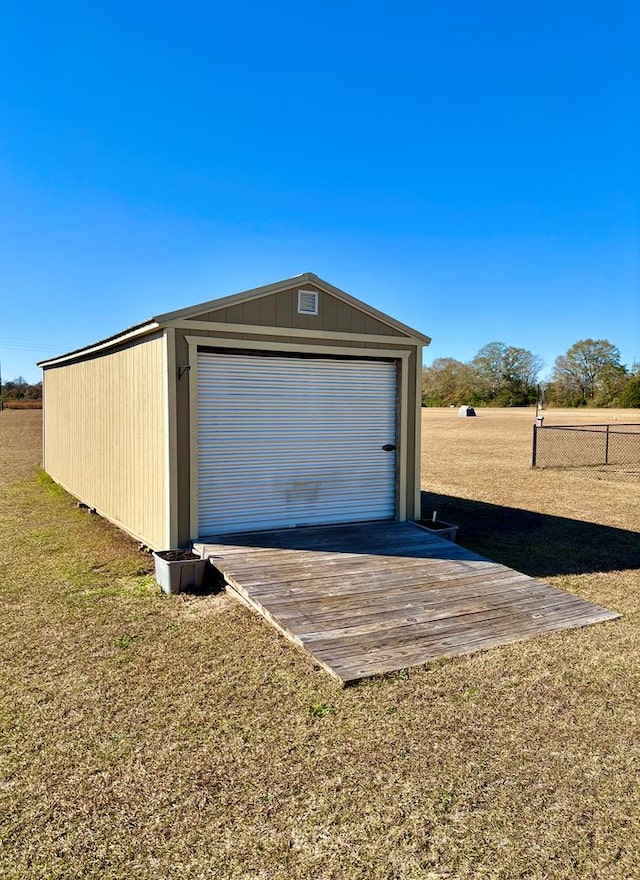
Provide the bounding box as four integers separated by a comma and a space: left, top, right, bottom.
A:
197, 352, 397, 535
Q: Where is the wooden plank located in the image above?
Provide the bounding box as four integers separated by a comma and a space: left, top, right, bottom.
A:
204, 546, 468, 574
269, 578, 549, 632
213, 547, 467, 574
240, 555, 503, 590
202, 522, 620, 683
263, 581, 540, 629
313, 602, 619, 666
246, 566, 529, 605
240, 576, 531, 620
239, 554, 499, 581
302, 593, 606, 653
222, 552, 505, 587
197, 523, 467, 554
325, 602, 618, 653
218, 537, 479, 563
328, 607, 621, 682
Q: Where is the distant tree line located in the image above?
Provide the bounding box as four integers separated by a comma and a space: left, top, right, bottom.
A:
423, 339, 640, 408
0, 376, 42, 401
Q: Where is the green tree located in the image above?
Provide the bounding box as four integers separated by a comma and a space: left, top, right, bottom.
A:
592, 362, 629, 406
0, 377, 41, 402
470, 342, 504, 400
1, 376, 28, 400
551, 339, 623, 405
471, 342, 542, 406
422, 358, 476, 406
618, 375, 640, 408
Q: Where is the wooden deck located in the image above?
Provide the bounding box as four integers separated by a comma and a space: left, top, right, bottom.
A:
194, 522, 619, 684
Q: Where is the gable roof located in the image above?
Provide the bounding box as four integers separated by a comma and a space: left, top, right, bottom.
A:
38, 272, 430, 368
153, 272, 432, 343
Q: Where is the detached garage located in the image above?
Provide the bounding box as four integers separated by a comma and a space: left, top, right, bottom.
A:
39, 273, 430, 549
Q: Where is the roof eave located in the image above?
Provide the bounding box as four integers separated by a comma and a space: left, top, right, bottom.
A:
39, 273, 431, 369
37, 321, 161, 368
305, 273, 432, 345
151, 272, 316, 324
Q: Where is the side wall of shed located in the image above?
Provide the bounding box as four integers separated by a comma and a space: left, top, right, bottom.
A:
43, 333, 168, 549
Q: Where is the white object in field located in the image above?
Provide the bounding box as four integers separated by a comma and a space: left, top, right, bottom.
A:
458, 405, 476, 417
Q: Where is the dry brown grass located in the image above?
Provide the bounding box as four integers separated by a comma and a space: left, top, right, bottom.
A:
1, 408, 639, 879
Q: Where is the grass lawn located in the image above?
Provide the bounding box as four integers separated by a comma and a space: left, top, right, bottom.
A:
1, 407, 639, 879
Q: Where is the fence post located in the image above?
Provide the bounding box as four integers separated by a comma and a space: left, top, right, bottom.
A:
532, 424, 537, 467
605, 424, 610, 465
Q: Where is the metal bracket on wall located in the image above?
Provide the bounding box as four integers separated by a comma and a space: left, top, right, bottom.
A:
178, 365, 191, 380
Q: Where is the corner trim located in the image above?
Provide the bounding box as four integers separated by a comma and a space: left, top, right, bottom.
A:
164, 329, 179, 548
414, 347, 423, 518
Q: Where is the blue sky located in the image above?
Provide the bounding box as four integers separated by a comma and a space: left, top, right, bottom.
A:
1, 1, 638, 383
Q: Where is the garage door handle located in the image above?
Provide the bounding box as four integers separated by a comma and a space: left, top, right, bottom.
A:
382, 444, 396, 452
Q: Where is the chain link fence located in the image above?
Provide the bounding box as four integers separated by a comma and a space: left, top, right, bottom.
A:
532, 423, 640, 469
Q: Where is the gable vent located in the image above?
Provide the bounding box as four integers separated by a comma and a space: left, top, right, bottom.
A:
297, 289, 319, 315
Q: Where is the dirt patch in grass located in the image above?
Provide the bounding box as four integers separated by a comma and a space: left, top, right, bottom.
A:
1, 409, 639, 879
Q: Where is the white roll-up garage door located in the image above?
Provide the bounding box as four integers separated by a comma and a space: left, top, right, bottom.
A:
196, 351, 398, 536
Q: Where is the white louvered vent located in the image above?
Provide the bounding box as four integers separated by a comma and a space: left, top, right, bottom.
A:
297, 289, 319, 315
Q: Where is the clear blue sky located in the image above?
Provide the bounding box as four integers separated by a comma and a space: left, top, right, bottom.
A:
1, 1, 638, 384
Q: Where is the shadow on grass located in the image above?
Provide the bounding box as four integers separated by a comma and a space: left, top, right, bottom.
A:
176, 562, 226, 597
201, 563, 227, 594
421, 491, 640, 578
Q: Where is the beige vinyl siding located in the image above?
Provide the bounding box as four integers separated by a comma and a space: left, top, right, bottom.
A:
43, 334, 167, 549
